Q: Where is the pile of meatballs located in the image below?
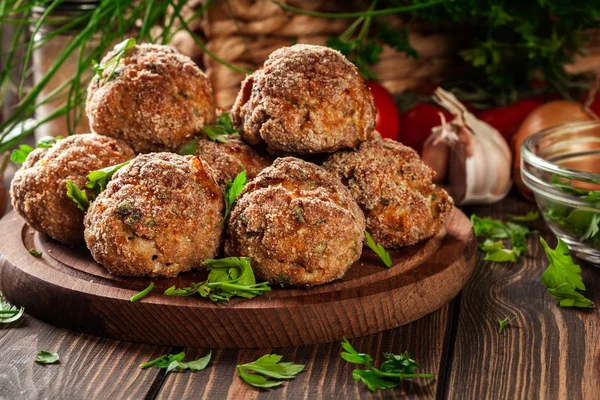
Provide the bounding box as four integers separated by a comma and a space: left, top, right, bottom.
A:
10, 43, 453, 287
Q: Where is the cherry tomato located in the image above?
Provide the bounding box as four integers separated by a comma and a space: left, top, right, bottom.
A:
399, 103, 452, 153
478, 98, 543, 143
368, 81, 401, 140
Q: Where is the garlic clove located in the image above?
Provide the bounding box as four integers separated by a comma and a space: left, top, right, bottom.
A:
422, 88, 512, 205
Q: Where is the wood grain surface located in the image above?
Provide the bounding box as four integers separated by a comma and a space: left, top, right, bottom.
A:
1, 194, 599, 399
0, 207, 476, 349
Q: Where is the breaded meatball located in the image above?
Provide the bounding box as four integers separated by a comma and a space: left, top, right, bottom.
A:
225, 157, 365, 287
84, 153, 223, 278
231, 44, 376, 155
323, 139, 453, 248
194, 136, 272, 188
10, 133, 135, 244
86, 43, 216, 153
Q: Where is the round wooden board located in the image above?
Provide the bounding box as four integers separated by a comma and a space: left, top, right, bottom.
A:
0, 208, 476, 349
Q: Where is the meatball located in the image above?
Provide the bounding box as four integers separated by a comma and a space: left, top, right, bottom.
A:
10, 133, 135, 244
323, 139, 453, 248
225, 157, 365, 287
194, 136, 272, 188
231, 44, 376, 155
86, 43, 216, 153
84, 153, 223, 278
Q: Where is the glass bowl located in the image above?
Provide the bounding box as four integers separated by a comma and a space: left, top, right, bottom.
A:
521, 121, 600, 265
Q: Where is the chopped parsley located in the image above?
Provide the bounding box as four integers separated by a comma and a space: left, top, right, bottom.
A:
237, 354, 304, 389
365, 231, 392, 267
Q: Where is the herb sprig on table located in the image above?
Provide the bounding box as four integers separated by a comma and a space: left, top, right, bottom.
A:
497, 315, 516, 334
0, 292, 25, 325
471, 213, 537, 262
237, 354, 304, 389
140, 351, 211, 375
340, 337, 434, 392
164, 257, 270, 302
540, 238, 593, 308
35, 351, 60, 365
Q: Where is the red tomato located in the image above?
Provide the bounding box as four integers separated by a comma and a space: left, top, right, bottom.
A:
368, 81, 401, 140
478, 98, 543, 143
399, 104, 452, 153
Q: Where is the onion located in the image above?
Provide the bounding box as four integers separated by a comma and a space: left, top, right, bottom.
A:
422, 88, 512, 205
512, 100, 594, 200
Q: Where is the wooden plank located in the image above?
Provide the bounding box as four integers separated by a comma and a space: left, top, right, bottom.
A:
155, 303, 454, 400
0, 313, 173, 399
446, 195, 600, 399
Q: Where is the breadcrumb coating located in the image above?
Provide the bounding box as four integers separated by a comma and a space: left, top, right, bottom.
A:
84, 153, 224, 278
86, 43, 216, 153
10, 133, 135, 244
323, 138, 453, 248
231, 44, 375, 155
225, 157, 365, 287
194, 136, 272, 188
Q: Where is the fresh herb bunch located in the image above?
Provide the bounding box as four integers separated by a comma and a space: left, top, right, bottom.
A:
139, 351, 212, 375
540, 237, 593, 308
164, 257, 271, 302
471, 213, 537, 262
237, 354, 305, 389
0, 0, 246, 153
545, 174, 600, 249
340, 337, 434, 392
280, 0, 600, 104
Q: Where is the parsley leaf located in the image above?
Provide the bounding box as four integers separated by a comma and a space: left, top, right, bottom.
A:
130, 282, 154, 303
340, 338, 434, 392
92, 38, 136, 82
365, 231, 392, 267
29, 249, 42, 257
178, 138, 200, 155
86, 161, 130, 195
0, 292, 24, 324
509, 211, 540, 222
470, 215, 533, 262
202, 126, 230, 143
10, 136, 63, 164
35, 351, 59, 365
10, 144, 34, 163
540, 237, 593, 308
498, 315, 516, 334
219, 170, 247, 226
139, 351, 211, 375
237, 354, 304, 389
164, 257, 271, 302
65, 180, 90, 212
327, 36, 381, 79
216, 112, 238, 135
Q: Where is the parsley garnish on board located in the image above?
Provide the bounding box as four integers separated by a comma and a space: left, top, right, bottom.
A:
29, 249, 42, 257
179, 113, 239, 155
92, 38, 136, 83
164, 257, 271, 302
237, 354, 305, 389
340, 337, 434, 392
86, 161, 130, 195
365, 231, 392, 267
219, 170, 247, 226
35, 351, 59, 365
10, 136, 63, 164
139, 351, 211, 375
497, 315, 516, 334
470, 214, 534, 262
0, 292, 24, 325
539, 238, 593, 308
130, 282, 154, 303
65, 161, 130, 212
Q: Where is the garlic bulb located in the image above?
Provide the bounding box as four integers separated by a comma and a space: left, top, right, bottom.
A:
422, 88, 512, 205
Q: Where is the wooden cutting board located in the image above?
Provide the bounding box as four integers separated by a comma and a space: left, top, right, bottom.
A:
0, 208, 476, 348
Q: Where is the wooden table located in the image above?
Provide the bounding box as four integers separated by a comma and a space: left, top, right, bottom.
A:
1, 193, 599, 399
